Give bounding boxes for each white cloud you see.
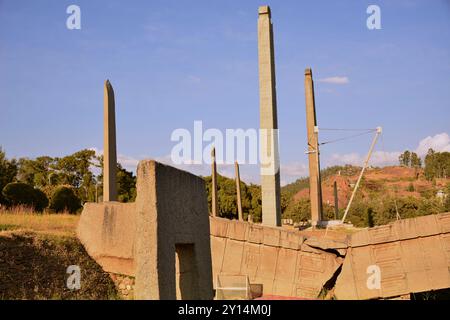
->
[118,154,139,170]
[328,152,361,166]
[318,76,349,84]
[326,132,450,167]
[415,133,450,156]
[89,147,140,172]
[281,162,308,177]
[89,132,449,185]
[328,151,400,167]
[277,162,309,186]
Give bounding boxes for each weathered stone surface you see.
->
[304,68,323,226]
[240,242,261,280]
[210,236,227,279]
[78,160,213,300]
[335,212,450,300]
[248,223,264,244]
[226,220,248,241]
[280,230,303,250]
[134,160,213,300]
[103,80,117,202]
[258,5,281,227]
[209,216,229,238]
[209,216,343,299]
[262,227,281,247]
[304,236,348,251]
[295,250,343,298]
[222,239,245,275]
[77,202,135,276]
[210,147,218,217]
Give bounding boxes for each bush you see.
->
[32,188,49,212]
[1,182,49,212]
[283,198,310,223]
[50,186,81,214]
[2,182,34,207]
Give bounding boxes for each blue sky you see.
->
[1,0,449,184]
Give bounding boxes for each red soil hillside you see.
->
[292,166,449,206]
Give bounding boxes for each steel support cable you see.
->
[319,128,376,132]
[319,129,376,146]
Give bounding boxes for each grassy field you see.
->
[0,206,120,300]
[0,206,79,236]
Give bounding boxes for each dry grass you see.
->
[0,206,79,236]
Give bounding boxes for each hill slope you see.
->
[282,165,450,227]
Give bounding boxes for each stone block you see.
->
[248,224,263,244]
[134,160,213,300]
[256,246,278,281]
[262,227,280,247]
[226,220,248,241]
[209,216,229,238]
[335,213,450,300]
[222,239,244,275]
[210,236,227,276]
[240,242,261,281]
[279,230,303,250]
[77,202,136,276]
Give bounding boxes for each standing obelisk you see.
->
[304,68,322,226]
[103,79,117,202]
[258,5,281,227]
[235,161,243,221]
[211,147,219,217]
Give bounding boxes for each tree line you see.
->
[1,145,449,223]
[398,148,450,180]
[0,147,136,213]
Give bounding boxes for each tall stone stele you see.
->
[304,68,323,225]
[235,161,243,221]
[211,147,219,217]
[103,79,117,202]
[258,5,281,227]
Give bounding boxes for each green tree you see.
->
[247,184,262,222]
[345,196,374,227]
[53,149,97,202]
[424,148,436,180]
[97,156,137,203]
[0,147,18,204]
[443,183,450,212]
[424,149,450,180]
[32,188,49,212]
[410,152,422,168]
[399,150,411,167]
[54,149,96,187]
[116,164,137,202]
[417,197,444,216]
[203,175,261,222]
[1,182,48,212]
[17,156,54,187]
[283,198,310,223]
[50,186,82,214]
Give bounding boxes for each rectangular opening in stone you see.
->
[175,243,199,300]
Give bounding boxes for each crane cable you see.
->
[319,129,377,146]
